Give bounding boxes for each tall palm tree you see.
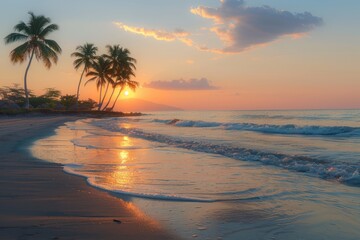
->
[85,56,112,110]
[102,46,137,111]
[71,43,97,109]
[4,12,61,109]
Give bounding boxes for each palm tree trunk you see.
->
[98,85,103,111]
[24,49,35,109]
[110,87,123,111]
[99,82,110,110]
[76,67,86,110]
[102,87,115,111]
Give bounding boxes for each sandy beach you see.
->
[0,116,178,240]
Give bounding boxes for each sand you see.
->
[0,116,179,240]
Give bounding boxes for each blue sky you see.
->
[1,0,359,109]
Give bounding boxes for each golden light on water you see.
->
[119,150,129,165]
[120,135,133,147]
[121,123,132,129]
[112,150,133,186]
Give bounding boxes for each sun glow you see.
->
[124,90,129,96]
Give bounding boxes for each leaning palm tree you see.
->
[102,46,137,111]
[99,71,115,110]
[4,12,61,109]
[110,75,139,111]
[71,43,98,109]
[85,56,112,110]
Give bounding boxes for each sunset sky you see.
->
[1,0,359,110]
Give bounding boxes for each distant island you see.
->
[118,98,182,112]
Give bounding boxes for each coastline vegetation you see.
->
[1,12,139,115]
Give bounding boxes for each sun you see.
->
[124,91,129,96]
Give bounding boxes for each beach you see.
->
[0,116,178,240]
[1,111,359,240]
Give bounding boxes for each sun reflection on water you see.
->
[109,149,133,187]
[120,135,133,148]
[121,123,132,129]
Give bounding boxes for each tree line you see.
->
[2,12,138,111]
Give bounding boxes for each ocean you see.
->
[31,110,360,239]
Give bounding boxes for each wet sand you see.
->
[0,116,178,240]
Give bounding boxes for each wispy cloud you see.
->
[191,0,323,53]
[144,78,218,90]
[114,22,193,46]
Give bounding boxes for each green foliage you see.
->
[0,84,34,105]
[78,98,97,110]
[30,97,60,108]
[0,83,98,111]
[60,94,77,109]
[41,88,61,100]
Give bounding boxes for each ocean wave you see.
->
[87,178,215,202]
[241,114,329,120]
[223,123,358,136]
[150,118,359,136]
[64,164,214,202]
[91,119,360,187]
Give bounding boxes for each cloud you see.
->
[144,78,218,90]
[191,0,323,53]
[114,1,322,54]
[114,22,193,46]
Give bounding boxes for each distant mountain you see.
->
[114,98,182,112]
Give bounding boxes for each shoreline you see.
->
[0,116,179,240]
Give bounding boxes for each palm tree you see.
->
[99,71,114,110]
[102,46,137,111]
[85,56,112,110]
[71,43,98,109]
[110,77,139,111]
[4,12,61,109]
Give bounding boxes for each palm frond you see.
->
[37,41,59,68]
[73,58,84,69]
[71,43,98,71]
[44,39,62,53]
[4,33,28,44]
[85,76,97,86]
[39,24,59,37]
[9,42,30,63]
[127,80,139,91]
[13,21,31,35]
[28,12,51,36]
[71,52,85,58]
[86,71,99,78]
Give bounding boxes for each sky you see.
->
[0,0,359,110]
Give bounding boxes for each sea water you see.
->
[31,110,360,239]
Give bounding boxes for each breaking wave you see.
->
[91,119,360,187]
[151,118,360,136]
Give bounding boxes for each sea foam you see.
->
[151,118,360,136]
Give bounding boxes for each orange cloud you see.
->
[114,22,193,46]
